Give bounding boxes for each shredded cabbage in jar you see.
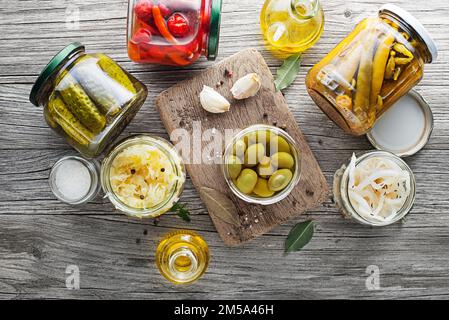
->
[110,144,181,209]
[348,153,411,222]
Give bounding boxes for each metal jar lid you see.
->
[379,4,438,62]
[207,0,223,61]
[29,43,85,106]
[367,90,434,157]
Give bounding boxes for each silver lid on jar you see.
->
[367,90,434,158]
[379,4,438,62]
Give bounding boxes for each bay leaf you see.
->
[200,187,241,227]
[274,54,302,91]
[285,220,314,253]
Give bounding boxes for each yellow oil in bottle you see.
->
[261,0,325,58]
[156,231,210,285]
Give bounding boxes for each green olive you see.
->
[270,135,290,155]
[271,152,295,169]
[233,139,247,160]
[244,132,258,146]
[236,169,258,194]
[268,169,293,192]
[253,178,275,198]
[244,143,265,167]
[227,155,243,180]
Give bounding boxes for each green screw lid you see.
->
[29,42,85,106]
[207,0,223,61]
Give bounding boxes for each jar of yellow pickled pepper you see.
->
[260,0,324,58]
[305,4,437,136]
[30,43,148,158]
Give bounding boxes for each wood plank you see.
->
[1,0,449,299]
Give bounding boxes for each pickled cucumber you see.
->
[70,61,127,117]
[97,54,136,94]
[48,96,94,146]
[57,74,106,133]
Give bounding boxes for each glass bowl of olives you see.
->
[222,124,301,205]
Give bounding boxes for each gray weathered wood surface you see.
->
[0,0,448,300]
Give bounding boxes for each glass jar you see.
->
[333,151,416,226]
[101,135,186,219]
[156,230,210,285]
[30,43,148,158]
[260,0,324,58]
[222,124,301,205]
[127,0,222,66]
[49,156,101,205]
[306,4,437,135]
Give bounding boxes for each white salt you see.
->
[54,159,91,201]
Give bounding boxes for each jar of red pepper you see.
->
[127,0,222,66]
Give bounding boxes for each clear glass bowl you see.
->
[333,150,416,226]
[222,124,301,205]
[101,134,186,218]
[49,156,101,205]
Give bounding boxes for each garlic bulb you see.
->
[199,85,231,113]
[231,73,261,100]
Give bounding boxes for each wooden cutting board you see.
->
[156,48,328,246]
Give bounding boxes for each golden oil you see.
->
[260,0,325,58]
[156,230,210,285]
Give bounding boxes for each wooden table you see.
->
[1,0,448,300]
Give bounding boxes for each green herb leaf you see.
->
[171,203,191,222]
[285,220,314,253]
[274,54,302,91]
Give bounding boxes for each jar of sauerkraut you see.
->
[333,151,416,226]
[306,4,437,135]
[101,135,186,218]
[30,43,148,158]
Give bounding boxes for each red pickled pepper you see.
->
[152,5,177,44]
[167,13,190,38]
[134,0,153,22]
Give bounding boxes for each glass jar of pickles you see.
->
[305,4,438,135]
[101,135,186,218]
[30,43,148,158]
[127,0,222,66]
[222,125,301,205]
[261,0,324,58]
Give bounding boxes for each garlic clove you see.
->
[200,85,231,113]
[231,73,262,100]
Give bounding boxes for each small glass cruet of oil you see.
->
[260,0,325,58]
[156,231,210,285]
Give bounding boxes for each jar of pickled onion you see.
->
[127,0,222,66]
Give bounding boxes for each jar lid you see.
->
[49,156,101,205]
[367,90,434,157]
[379,4,438,62]
[207,0,223,61]
[29,42,85,106]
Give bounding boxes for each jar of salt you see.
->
[49,156,100,205]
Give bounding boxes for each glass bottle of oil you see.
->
[260,0,325,58]
[156,231,210,285]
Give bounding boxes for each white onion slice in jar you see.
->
[347,154,411,222]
